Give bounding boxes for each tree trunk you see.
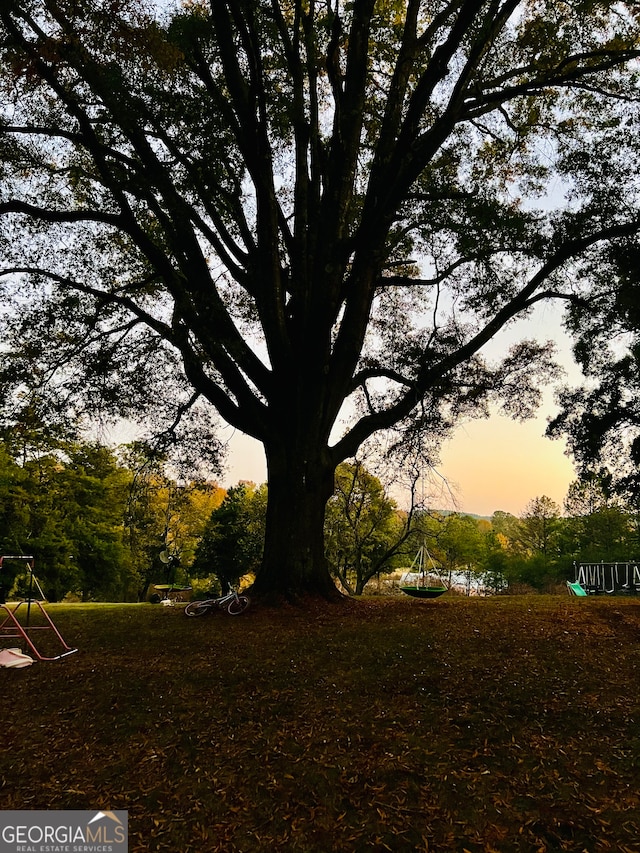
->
[250,440,341,600]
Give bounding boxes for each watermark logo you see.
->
[0,810,128,853]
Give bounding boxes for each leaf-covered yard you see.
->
[1,595,640,852]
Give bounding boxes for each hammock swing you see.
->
[400,544,448,599]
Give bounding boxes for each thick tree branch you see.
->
[332,216,640,463]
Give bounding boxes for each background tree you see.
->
[58,443,133,601]
[122,442,225,598]
[192,483,265,593]
[0,442,29,558]
[169,479,228,568]
[0,437,131,600]
[477,526,511,594]
[511,495,563,589]
[324,461,410,595]
[122,444,179,600]
[519,496,562,563]
[491,511,524,551]
[431,513,485,592]
[1,1,640,598]
[8,451,78,600]
[563,475,631,563]
[0,428,229,601]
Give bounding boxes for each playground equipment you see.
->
[573,561,640,595]
[566,580,588,597]
[0,556,77,661]
[400,545,448,599]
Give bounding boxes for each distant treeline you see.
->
[0,438,636,600]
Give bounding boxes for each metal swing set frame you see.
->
[0,555,77,661]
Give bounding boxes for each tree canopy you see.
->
[1,0,640,597]
[549,252,640,504]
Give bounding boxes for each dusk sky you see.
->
[435,302,581,516]
[436,410,576,517]
[222,407,577,519]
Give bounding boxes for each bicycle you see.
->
[184,588,250,617]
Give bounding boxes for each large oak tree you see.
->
[1,0,639,597]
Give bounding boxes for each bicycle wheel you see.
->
[226,595,250,615]
[184,601,211,617]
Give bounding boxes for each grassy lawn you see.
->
[1,594,640,852]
